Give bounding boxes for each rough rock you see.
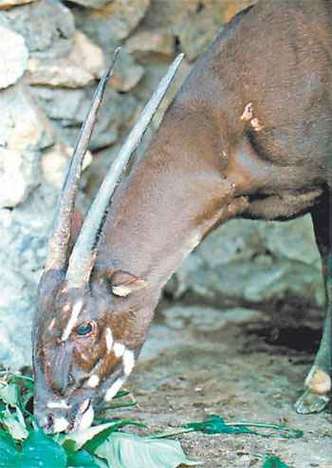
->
[73,0,150,43]
[0,0,75,57]
[42,143,92,189]
[27,31,105,88]
[126,30,174,61]
[0,0,36,9]
[0,26,28,88]
[0,187,55,368]
[166,216,324,307]
[0,83,53,207]
[31,85,138,150]
[162,305,265,332]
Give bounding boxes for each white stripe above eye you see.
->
[61,299,83,341]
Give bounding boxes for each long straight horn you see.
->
[66,53,184,288]
[44,48,120,272]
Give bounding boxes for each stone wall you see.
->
[0,0,323,369]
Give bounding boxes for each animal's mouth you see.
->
[69,398,94,433]
[42,398,94,434]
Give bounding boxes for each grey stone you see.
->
[31,85,138,150]
[0,0,75,58]
[0,26,28,89]
[166,216,324,306]
[162,305,264,331]
[73,0,150,43]
[27,31,105,88]
[0,83,53,207]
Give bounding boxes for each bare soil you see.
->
[112,302,332,467]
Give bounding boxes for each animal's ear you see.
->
[111,270,148,297]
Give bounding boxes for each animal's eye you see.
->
[76,321,95,337]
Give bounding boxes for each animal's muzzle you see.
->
[35,398,94,434]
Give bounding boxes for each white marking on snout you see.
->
[47,400,71,410]
[61,299,83,341]
[53,416,69,433]
[123,349,135,376]
[78,403,94,431]
[104,377,125,402]
[113,342,125,358]
[105,327,113,352]
[87,374,100,388]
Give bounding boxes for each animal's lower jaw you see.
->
[70,399,94,432]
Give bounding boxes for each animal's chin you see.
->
[69,399,94,433]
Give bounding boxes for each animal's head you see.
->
[33,51,184,433]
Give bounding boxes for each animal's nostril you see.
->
[45,413,54,431]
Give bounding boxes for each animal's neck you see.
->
[94,102,243,294]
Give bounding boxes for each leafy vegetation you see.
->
[0,372,301,467]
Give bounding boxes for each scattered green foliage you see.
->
[0,373,198,468]
[154,414,303,440]
[0,373,302,467]
[262,454,290,468]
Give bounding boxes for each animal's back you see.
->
[177,0,332,188]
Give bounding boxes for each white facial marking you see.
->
[104,377,125,402]
[78,403,94,431]
[53,417,69,433]
[47,400,71,410]
[240,102,254,121]
[87,374,100,388]
[105,327,113,352]
[112,284,132,297]
[251,117,264,132]
[123,349,135,376]
[63,304,70,313]
[61,299,83,341]
[113,342,125,358]
[48,318,56,331]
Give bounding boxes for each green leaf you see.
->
[262,454,290,468]
[66,448,99,467]
[19,429,67,468]
[95,432,201,468]
[1,407,28,440]
[182,415,303,439]
[0,431,18,467]
[0,384,19,407]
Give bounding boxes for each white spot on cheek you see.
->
[47,400,71,410]
[113,342,125,358]
[104,377,125,402]
[61,299,83,341]
[112,284,132,297]
[105,328,113,352]
[123,349,135,376]
[251,117,264,132]
[87,374,100,388]
[53,417,69,433]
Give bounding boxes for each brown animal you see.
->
[33,0,331,433]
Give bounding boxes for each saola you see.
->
[33,0,331,433]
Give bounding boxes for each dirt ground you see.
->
[111,300,332,467]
